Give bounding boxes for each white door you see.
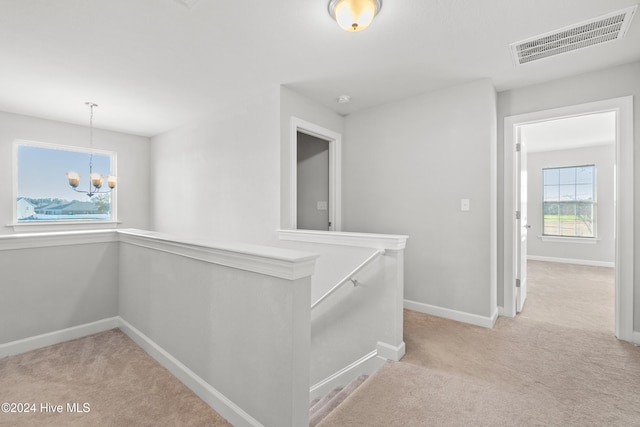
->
[515,131,528,313]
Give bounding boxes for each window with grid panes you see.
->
[542,165,596,238]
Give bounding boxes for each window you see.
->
[15,141,117,223]
[542,165,595,238]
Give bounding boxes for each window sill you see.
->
[538,235,598,244]
[7,221,120,233]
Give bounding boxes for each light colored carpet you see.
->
[318,261,640,426]
[0,329,231,426]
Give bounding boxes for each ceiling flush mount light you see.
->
[328,0,382,32]
[337,95,351,104]
[66,102,117,198]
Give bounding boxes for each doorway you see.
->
[289,117,342,231]
[503,97,634,342]
[297,132,330,230]
[516,112,617,331]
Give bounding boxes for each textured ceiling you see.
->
[0,0,639,137]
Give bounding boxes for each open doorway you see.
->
[516,112,616,332]
[503,97,634,342]
[290,117,342,231]
[297,132,330,230]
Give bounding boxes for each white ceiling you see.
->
[0,0,639,137]
[521,112,616,152]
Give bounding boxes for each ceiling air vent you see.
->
[510,5,637,65]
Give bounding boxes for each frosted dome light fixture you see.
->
[328,0,382,32]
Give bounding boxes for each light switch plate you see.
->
[461,199,470,211]
[317,201,328,211]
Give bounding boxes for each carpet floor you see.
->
[318,261,640,426]
[2,261,638,426]
[0,329,231,426]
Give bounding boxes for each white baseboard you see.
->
[404,299,498,329]
[0,317,119,358]
[117,318,261,427]
[528,255,614,268]
[309,350,386,401]
[632,331,640,346]
[377,341,405,361]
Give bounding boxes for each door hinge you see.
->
[515,210,521,220]
[516,143,521,152]
[516,278,521,288]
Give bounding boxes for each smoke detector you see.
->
[510,5,637,66]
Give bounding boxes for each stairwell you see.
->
[309,375,369,427]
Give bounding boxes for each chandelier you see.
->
[328,0,382,32]
[66,102,117,198]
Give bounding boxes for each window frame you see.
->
[542,164,596,239]
[12,139,118,231]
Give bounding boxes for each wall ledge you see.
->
[0,228,319,280]
[277,229,408,250]
[0,229,118,250]
[118,229,318,280]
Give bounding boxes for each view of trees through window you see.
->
[16,143,115,222]
[542,165,595,238]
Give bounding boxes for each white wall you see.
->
[118,231,313,427]
[527,145,615,265]
[275,230,407,398]
[150,88,281,245]
[0,234,119,345]
[280,87,345,230]
[342,79,497,322]
[0,110,150,234]
[497,61,640,330]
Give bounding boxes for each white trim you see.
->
[8,220,120,233]
[309,350,386,401]
[503,97,634,342]
[0,317,119,358]
[539,235,598,244]
[0,228,319,280]
[376,341,405,361]
[118,318,262,427]
[277,229,408,251]
[290,117,342,231]
[528,255,614,268]
[0,229,118,250]
[118,229,318,280]
[632,331,640,346]
[404,299,498,329]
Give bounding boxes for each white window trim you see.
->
[539,235,598,244]
[11,139,118,231]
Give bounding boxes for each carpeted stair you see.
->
[309,374,369,427]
